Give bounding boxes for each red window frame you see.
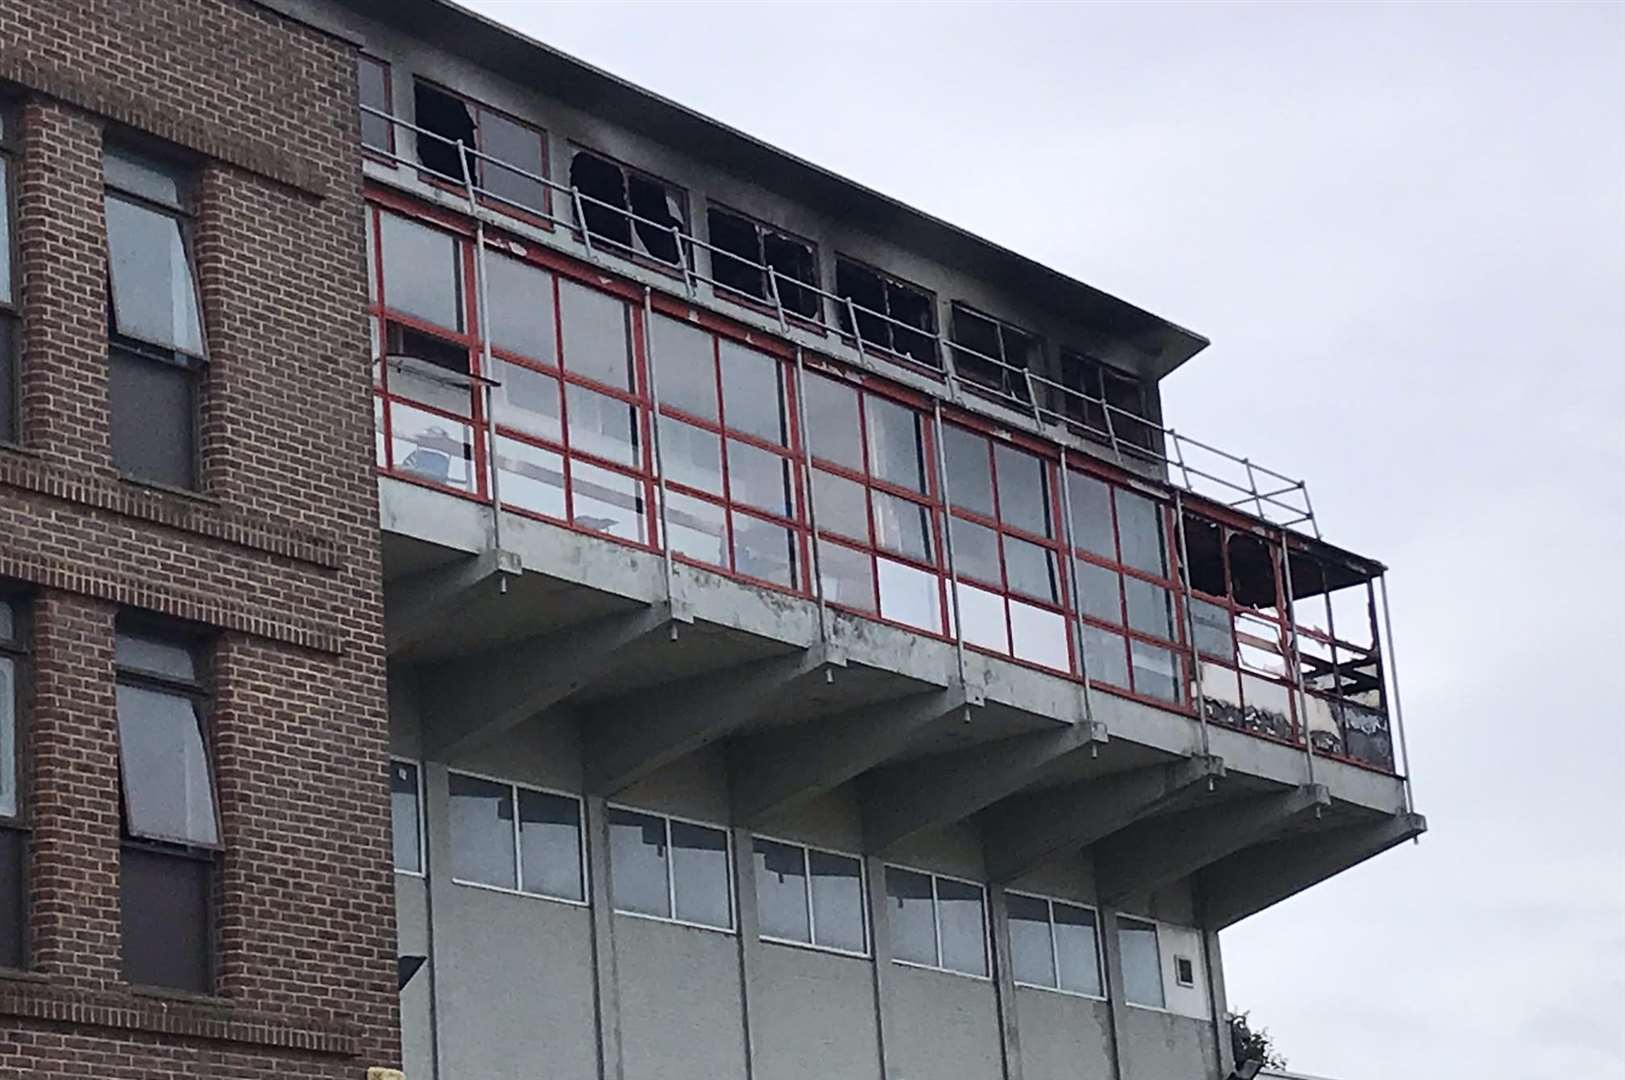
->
[358,54,395,160]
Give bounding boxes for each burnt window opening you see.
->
[358,56,393,154]
[834,257,938,367]
[706,206,820,319]
[1180,513,1226,599]
[569,150,687,267]
[1059,351,1155,450]
[413,81,475,182]
[950,303,1040,402]
[1226,531,1280,613]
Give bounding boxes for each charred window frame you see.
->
[0,106,17,446]
[358,54,394,157]
[567,148,688,269]
[412,79,549,217]
[949,303,1041,403]
[0,595,27,970]
[834,257,939,369]
[1286,550,1392,769]
[705,205,820,320]
[104,146,206,491]
[114,622,219,994]
[1058,350,1155,451]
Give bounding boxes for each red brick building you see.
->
[0,1,399,1076]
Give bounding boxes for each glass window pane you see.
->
[379,211,463,332]
[609,808,670,918]
[1190,598,1234,658]
[954,582,1009,654]
[754,838,810,943]
[810,850,865,953]
[571,462,646,544]
[496,435,565,519]
[671,821,732,929]
[664,490,728,568]
[104,147,183,207]
[1054,903,1102,997]
[391,761,421,873]
[1007,893,1057,988]
[115,632,196,681]
[651,314,717,422]
[659,416,723,495]
[878,557,941,632]
[1084,626,1130,688]
[1005,537,1058,603]
[486,254,554,362]
[1131,640,1181,703]
[802,372,863,472]
[949,516,1000,586]
[733,512,798,589]
[885,867,937,966]
[389,402,475,492]
[727,439,793,517]
[719,340,786,445]
[109,349,196,490]
[448,773,515,889]
[478,110,546,213]
[115,684,217,846]
[358,57,392,152]
[942,425,993,517]
[566,383,639,467]
[519,789,583,901]
[1119,918,1165,1008]
[937,878,987,976]
[493,359,561,442]
[865,396,927,493]
[1011,600,1069,672]
[1066,472,1115,559]
[812,469,868,542]
[120,847,210,993]
[1124,578,1175,640]
[871,491,933,564]
[0,166,11,304]
[1240,673,1294,738]
[1115,491,1167,575]
[994,444,1051,536]
[1076,559,1123,625]
[818,539,876,614]
[559,280,632,391]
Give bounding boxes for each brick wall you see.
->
[0,0,394,1076]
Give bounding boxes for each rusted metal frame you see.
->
[765,265,791,334]
[791,346,832,650]
[455,142,510,561]
[1270,524,1316,784]
[1058,448,1099,723]
[640,287,678,613]
[1378,573,1414,811]
[1171,490,1211,758]
[931,399,971,710]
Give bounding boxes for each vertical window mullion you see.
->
[664,815,678,921]
[930,873,944,968]
[509,782,524,892]
[801,844,816,947]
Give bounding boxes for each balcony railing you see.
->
[360,103,1412,785]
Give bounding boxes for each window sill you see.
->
[891,957,993,983]
[0,966,49,985]
[128,982,231,1009]
[116,473,216,507]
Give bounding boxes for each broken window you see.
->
[1287,550,1392,768]
[569,149,687,267]
[950,303,1040,402]
[413,80,475,182]
[834,257,938,367]
[412,80,547,214]
[1059,351,1155,451]
[358,55,393,155]
[1,109,16,445]
[705,205,820,319]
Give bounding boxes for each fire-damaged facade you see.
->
[0,1,1423,1079]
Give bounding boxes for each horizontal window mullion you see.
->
[559,368,649,407]
[493,421,565,456]
[381,392,477,426]
[729,506,806,533]
[562,446,652,482]
[377,308,476,347]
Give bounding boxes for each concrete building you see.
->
[0,1,1423,1079]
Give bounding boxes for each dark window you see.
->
[358,55,393,155]
[412,80,548,215]
[834,257,938,367]
[569,150,686,267]
[104,147,204,489]
[115,624,216,993]
[950,304,1040,402]
[413,80,475,182]
[1059,350,1154,450]
[1,109,16,445]
[706,206,819,318]
[0,597,23,969]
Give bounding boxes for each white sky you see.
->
[461,3,1625,1076]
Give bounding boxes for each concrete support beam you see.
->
[982,755,1225,884]
[861,720,1108,853]
[423,602,679,760]
[730,826,762,1080]
[987,885,1025,1080]
[1095,784,1332,906]
[728,686,978,825]
[583,644,843,795]
[1201,810,1427,929]
[863,855,899,1079]
[386,549,521,656]
[583,796,624,1080]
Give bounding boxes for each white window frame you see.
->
[752,833,869,959]
[607,802,735,935]
[884,862,991,981]
[447,767,588,908]
[1116,913,1169,1012]
[1005,890,1106,1001]
[390,757,426,878]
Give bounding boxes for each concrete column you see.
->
[420,763,456,1080]
[986,885,1025,1080]
[1098,909,1131,1080]
[863,855,898,1079]
[730,825,762,1079]
[583,795,624,1080]
[1204,930,1235,1076]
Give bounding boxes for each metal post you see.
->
[1168,429,1195,493]
[931,399,971,718]
[1300,481,1322,539]
[1378,573,1415,813]
[459,141,507,570]
[642,287,677,611]
[766,266,790,334]
[1057,447,1097,726]
[792,347,831,650]
[1101,400,1126,466]
[844,297,869,365]
[671,223,694,295]
[571,187,595,257]
[1172,491,1210,759]
[1276,531,1316,786]
[1243,459,1266,521]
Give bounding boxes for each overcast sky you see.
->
[462,3,1625,1076]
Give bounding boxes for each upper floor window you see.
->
[446,770,585,903]
[1007,892,1103,997]
[1059,350,1154,450]
[413,80,547,216]
[0,108,16,445]
[104,146,204,490]
[608,806,733,931]
[1117,915,1165,1008]
[884,866,987,977]
[752,837,867,955]
[114,623,217,993]
[950,303,1040,403]
[568,149,686,267]
[706,205,819,319]
[358,55,394,157]
[0,596,21,970]
[834,256,938,368]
